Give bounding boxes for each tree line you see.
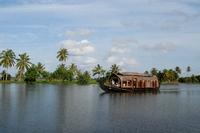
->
[92,64,200,84]
[144,66,200,83]
[0,49,199,84]
[0,49,121,84]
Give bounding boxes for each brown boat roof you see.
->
[109,72,158,81]
[117,72,151,77]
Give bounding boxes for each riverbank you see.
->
[0,80,199,85]
[0,80,99,85]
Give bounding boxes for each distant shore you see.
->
[0,80,99,85]
[0,80,199,85]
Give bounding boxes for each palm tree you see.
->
[76,69,82,78]
[92,64,105,80]
[144,71,149,74]
[168,69,175,82]
[150,67,157,76]
[37,62,45,78]
[162,69,177,82]
[68,63,78,76]
[57,48,69,64]
[175,66,181,75]
[187,66,191,77]
[0,49,16,80]
[110,64,121,74]
[84,71,91,81]
[16,53,32,80]
[163,69,169,82]
[0,70,7,80]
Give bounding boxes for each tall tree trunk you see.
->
[6,68,8,81]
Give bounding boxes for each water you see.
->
[0,84,200,133]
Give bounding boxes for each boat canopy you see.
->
[109,72,157,81]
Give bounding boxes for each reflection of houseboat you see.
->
[99,72,160,92]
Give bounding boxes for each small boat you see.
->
[99,72,160,92]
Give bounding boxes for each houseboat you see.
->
[99,72,160,92]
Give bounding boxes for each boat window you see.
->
[123,80,132,87]
[144,80,147,88]
[133,78,137,88]
[152,81,155,87]
[139,80,143,88]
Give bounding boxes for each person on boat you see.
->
[115,82,120,87]
[111,80,115,86]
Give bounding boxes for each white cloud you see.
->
[72,56,83,62]
[84,57,97,64]
[112,37,137,45]
[59,39,95,56]
[140,41,176,53]
[110,47,130,54]
[109,37,137,54]
[105,56,139,71]
[75,57,97,71]
[65,29,95,37]
[106,56,118,64]
[118,58,138,69]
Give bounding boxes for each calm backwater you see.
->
[0,84,200,133]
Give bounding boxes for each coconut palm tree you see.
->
[16,53,32,80]
[84,71,91,81]
[150,67,157,76]
[175,66,181,75]
[0,49,16,80]
[168,69,175,82]
[144,71,149,74]
[76,69,82,78]
[57,48,69,64]
[187,66,191,77]
[0,70,7,80]
[68,63,78,76]
[163,69,169,82]
[110,64,121,74]
[37,62,45,78]
[92,64,105,80]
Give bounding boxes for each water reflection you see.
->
[99,90,160,97]
[0,84,200,133]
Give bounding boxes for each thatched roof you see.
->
[109,72,157,81]
[117,72,151,77]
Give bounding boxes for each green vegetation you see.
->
[0,49,199,85]
[24,64,39,84]
[110,64,121,74]
[92,64,106,81]
[0,49,16,81]
[145,66,199,84]
[16,53,32,80]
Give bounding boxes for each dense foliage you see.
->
[0,49,199,84]
[24,65,39,83]
[146,67,200,84]
[77,71,91,84]
[179,75,199,83]
[50,64,73,82]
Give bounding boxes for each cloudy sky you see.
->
[0,0,200,77]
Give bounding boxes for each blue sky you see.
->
[0,0,200,77]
